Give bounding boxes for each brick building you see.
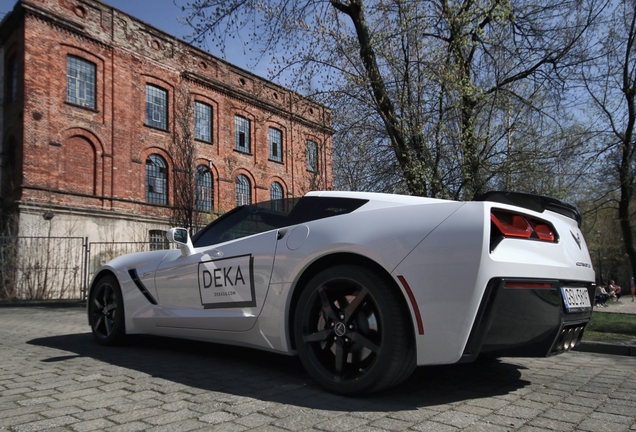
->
[0,0,333,244]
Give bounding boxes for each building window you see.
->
[5,57,17,104]
[270,182,283,201]
[146,84,167,130]
[195,102,212,143]
[149,230,169,251]
[235,115,250,153]
[146,154,167,205]
[196,165,213,211]
[269,127,282,162]
[66,56,96,108]
[306,140,318,172]
[235,174,251,206]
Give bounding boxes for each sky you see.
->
[0,0,270,78]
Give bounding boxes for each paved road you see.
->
[1,306,636,432]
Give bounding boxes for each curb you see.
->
[0,300,85,308]
[574,341,636,357]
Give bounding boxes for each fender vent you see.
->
[128,269,158,305]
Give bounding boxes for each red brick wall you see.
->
[5,0,333,223]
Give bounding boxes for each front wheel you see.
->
[88,274,126,346]
[294,265,415,394]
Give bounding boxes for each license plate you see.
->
[561,287,591,312]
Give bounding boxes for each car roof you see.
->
[305,190,448,206]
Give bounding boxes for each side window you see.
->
[235,115,250,153]
[149,230,169,251]
[306,140,318,172]
[195,165,213,211]
[66,56,96,109]
[192,198,300,247]
[146,154,168,205]
[146,84,168,130]
[191,197,365,248]
[195,102,212,142]
[269,127,282,162]
[287,197,369,225]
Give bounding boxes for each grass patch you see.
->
[583,312,636,343]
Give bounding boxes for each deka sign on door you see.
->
[197,254,256,308]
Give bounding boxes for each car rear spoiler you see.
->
[474,191,582,227]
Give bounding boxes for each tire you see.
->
[294,264,415,395]
[88,274,126,346]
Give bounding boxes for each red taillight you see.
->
[531,222,555,242]
[491,210,557,243]
[505,281,554,289]
[491,212,532,238]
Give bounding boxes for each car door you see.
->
[153,229,279,332]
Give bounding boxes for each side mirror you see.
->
[166,228,195,257]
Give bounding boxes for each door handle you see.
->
[277,228,288,240]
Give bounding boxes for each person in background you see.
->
[595,283,609,307]
[608,279,621,302]
[631,277,635,302]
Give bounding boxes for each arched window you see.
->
[235,174,251,207]
[195,165,213,211]
[270,182,283,201]
[146,154,167,205]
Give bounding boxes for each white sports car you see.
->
[88,191,595,394]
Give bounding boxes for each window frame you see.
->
[270,182,283,201]
[306,140,318,173]
[66,55,96,109]
[235,174,251,207]
[195,165,213,211]
[146,154,168,205]
[145,84,168,130]
[194,101,212,143]
[234,115,251,153]
[268,127,283,162]
[149,230,169,251]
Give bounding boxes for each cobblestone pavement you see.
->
[1,306,636,432]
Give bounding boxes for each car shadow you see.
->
[28,333,528,411]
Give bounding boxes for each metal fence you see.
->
[0,236,87,300]
[0,237,172,300]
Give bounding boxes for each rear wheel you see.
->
[88,275,125,346]
[294,265,415,394]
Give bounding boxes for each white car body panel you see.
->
[89,191,595,374]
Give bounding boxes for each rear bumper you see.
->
[460,278,594,362]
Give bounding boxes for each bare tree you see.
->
[169,78,200,234]
[180,0,605,199]
[583,0,636,284]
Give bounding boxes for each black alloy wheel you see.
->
[294,265,415,394]
[89,275,125,345]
